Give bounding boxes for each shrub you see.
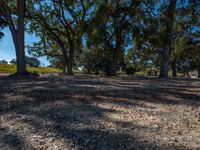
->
[125,66,136,75]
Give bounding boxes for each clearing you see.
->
[0,75,200,150]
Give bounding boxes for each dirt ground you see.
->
[0,75,200,150]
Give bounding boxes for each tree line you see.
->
[0,0,199,78]
[0,56,40,67]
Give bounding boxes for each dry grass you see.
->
[0,64,62,74]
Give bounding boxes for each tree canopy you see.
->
[0,0,199,77]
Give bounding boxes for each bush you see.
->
[125,66,136,75]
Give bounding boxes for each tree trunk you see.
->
[66,42,74,75]
[110,21,122,76]
[159,0,177,78]
[61,48,73,75]
[110,49,118,76]
[62,59,73,75]
[66,58,73,75]
[16,0,26,74]
[60,42,73,75]
[62,66,66,74]
[171,60,177,77]
[0,0,27,74]
[62,59,67,74]
[62,54,73,75]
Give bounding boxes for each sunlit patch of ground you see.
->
[0,75,200,150]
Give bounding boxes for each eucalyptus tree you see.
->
[159,0,177,78]
[127,0,162,71]
[27,0,92,75]
[85,0,144,76]
[0,0,27,74]
[137,0,199,78]
[134,0,178,78]
[169,0,200,77]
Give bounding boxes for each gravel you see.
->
[0,75,200,150]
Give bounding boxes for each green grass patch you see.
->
[0,64,62,74]
[27,66,62,74]
[0,64,16,73]
[0,64,184,76]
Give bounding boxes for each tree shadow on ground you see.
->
[0,126,34,150]
[0,75,199,149]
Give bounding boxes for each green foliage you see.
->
[124,66,136,75]
[26,0,94,74]
[25,56,40,67]
[1,0,199,76]
[80,47,104,73]
[0,59,8,64]
[168,0,200,75]
[10,59,16,65]
[0,12,7,39]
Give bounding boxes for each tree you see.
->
[0,0,27,74]
[159,0,177,78]
[25,56,40,67]
[80,46,105,74]
[10,58,16,65]
[123,1,165,76]
[0,59,8,64]
[27,0,92,75]
[1,0,198,77]
[85,0,142,76]
[169,0,200,78]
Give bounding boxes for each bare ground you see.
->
[0,75,200,150]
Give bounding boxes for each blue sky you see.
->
[0,27,50,66]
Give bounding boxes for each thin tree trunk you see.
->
[66,41,74,75]
[110,21,122,76]
[66,58,73,75]
[110,49,118,76]
[60,43,73,75]
[159,0,177,78]
[63,67,66,74]
[171,60,177,77]
[62,59,67,74]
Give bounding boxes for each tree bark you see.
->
[110,48,118,76]
[66,58,73,75]
[171,60,177,77]
[110,19,122,76]
[0,0,27,74]
[66,40,74,75]
[198,68,200,78]
[62,59,67,74]
[16,0,26,74]
[59,39,73,75]
[159,0,177,78]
